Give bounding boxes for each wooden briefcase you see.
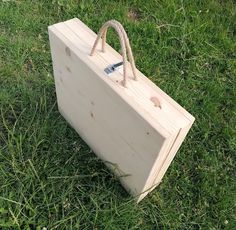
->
[48,18,195,202]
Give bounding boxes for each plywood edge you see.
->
[135,112,194,203]
[135,128,181,202]
[154,121,194,187]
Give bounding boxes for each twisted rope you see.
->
[101,20,137,81]
[90,20,137,87]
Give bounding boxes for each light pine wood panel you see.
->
[67,18,193,126]
[48,18,195,202]
[49,28,175,199]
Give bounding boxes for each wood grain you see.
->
[48,18,195,202]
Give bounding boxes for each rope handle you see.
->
[90,20,137,87]
[101,20,137,81]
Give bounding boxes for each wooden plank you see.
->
[58,19,195,194]
[48,27,176,199]
[65,19,188,130]
[48,18,195,201]
[53,21,181,136]
[50,22,181,196]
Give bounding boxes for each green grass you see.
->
[0,0,236,229]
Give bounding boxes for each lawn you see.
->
[0,0,235,229]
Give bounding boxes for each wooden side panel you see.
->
[153,122,194,186]
[137,122,194,202]
[48,27,174,198]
